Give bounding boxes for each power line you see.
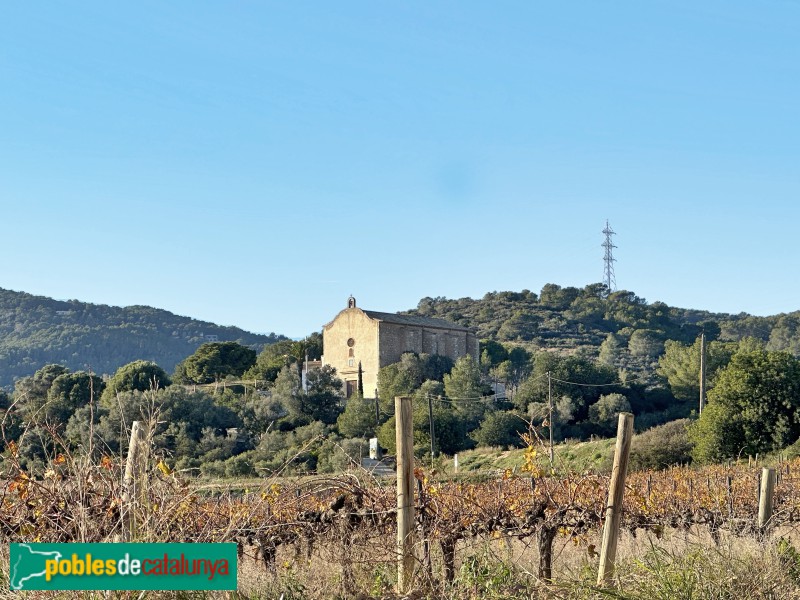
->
[548,376,623,388]
[431,395,493,404]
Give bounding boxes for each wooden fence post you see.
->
[597,412,634,587]
[395,396,415,594]
[758,467,776,530]
[120,420,147,542]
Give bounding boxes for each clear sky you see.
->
[2,2,798,338]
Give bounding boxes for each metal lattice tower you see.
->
[602,220,617,293]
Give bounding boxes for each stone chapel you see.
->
[322,296,479,398]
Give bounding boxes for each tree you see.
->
[504,346,531,395]
[275,364,344,426]
[588,393,631,436]
[14,364,69,419]
[336,394,377,438]
[470,411,528,448]
[508,346,530,371]
[238,394,288,437]
[513,353,617,420]
[539,284,580,309]
[698,320,722,342]
[657,338,736,402]
[304,365,344,424]
[101,360,171,406]
[45,372,105,424]
[767,314,800,356]
[480,340,508,371]
[302,332,324,360]
[567,295,606,329]
[490,361,513,387]
[97,386,240,458]
[245,335,323,383]
[65,403,108,452]
[271,365,304,424]
[173,342,257,384]
[497,310,540,341]
[377,384,467,456]
[605,290,647,318]
[689,349,800,462]
[251,421,329,474]
[444,355,483,400]
[421,354,454,382]
[598,334,623,367]
[443,355,490,429]
[377,353,429,415]
[245,340,298,383]
[627,329,664,360]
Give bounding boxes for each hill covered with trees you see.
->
[407,284,799,377]
[3,282,800,479]
[0,288,286,388]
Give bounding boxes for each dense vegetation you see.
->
[2,282,800,477]
[409,284,798,376]
[0,287,285,388]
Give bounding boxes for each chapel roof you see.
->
[361,310,471,332]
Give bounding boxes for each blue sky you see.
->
[1,1,798,338]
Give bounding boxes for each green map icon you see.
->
[9,544,63,590]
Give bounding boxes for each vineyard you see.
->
[2,440,800,596]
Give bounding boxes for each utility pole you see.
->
[602,220,617,294]
[374,389,380,428]
[548,371,554,465]
[699,331,707,415]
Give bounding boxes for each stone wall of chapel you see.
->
[378,322,422,366]
[322,308,380,397]
[323,308,480,399]
[378,322,478,367]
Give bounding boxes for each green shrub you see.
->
[224,453,257,477]
[377,402,468,456]
[629,418,693,471]
[469,411,527,448]
[317,437,366,473]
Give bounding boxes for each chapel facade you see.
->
[322,296,479,398]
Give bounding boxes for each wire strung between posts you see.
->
[548,377,622,388]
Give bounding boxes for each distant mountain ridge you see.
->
[0,288,286,388]
[3,283,799,391]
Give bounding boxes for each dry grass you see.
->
[3,499,800,599]
[3,415,800,599]
[223,524,800,599]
